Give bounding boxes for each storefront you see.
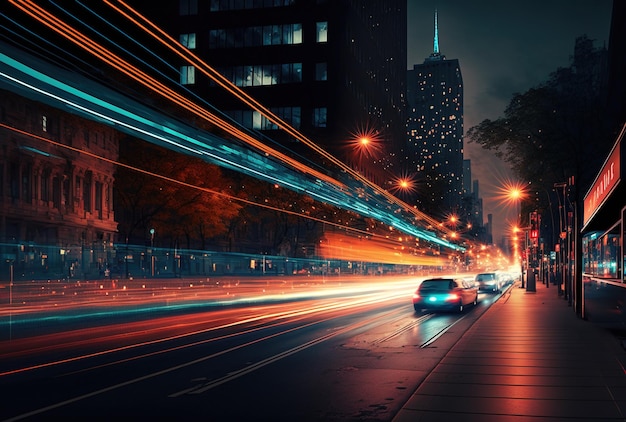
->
[581,123,626,324]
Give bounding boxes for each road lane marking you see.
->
[171,308,394,396]
[419,314,467,348]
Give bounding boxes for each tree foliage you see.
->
[466,36,612,210]
[114,137,241,248]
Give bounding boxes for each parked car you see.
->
[413,277,478,312]
[475,272,503,293]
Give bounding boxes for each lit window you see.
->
[180,65,195,85]
[180,33,196,49]
[316,22,328,43]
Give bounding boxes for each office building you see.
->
[406,11,464,217]
[131,0,408,187]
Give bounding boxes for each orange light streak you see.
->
[8,0,464,251]
[103,0,453,241]
[9,0,342,189]
[0,122,370,237]
[319,232,445,266]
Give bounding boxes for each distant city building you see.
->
[406,10,464,216]
[462,159,471,195]
[0,89,118,278]
[131,0,408,188]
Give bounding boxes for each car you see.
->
[475,272,503,293]
[412,277,478,312]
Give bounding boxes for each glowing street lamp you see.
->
[348,124,382,160]
[498,181,534,289]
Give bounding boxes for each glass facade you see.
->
[209,0,295,12]
[216,63,302,87]
[209,24,302,48]
[226,107,301,130]
[583,231,621,279]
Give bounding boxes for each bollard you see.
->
[527,268,536,292]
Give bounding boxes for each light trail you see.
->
[105,0,459,241]
[2,1,466,252]
[1,282,415,377]
[0,122,374,239]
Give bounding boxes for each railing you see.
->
[0,242,437,282]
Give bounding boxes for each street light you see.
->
[149,228,155,277]
[499,181,529,287]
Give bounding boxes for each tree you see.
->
[114,137,241,249]
[466,36,612,244]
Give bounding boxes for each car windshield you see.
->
[476,273,495,281]
[420,280,454,291]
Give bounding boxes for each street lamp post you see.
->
[501,181,530,288]
[150,228,155,277]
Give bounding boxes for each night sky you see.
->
[407,0,613,242]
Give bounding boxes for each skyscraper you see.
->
[131,0,407,188]
[406,10,464,217]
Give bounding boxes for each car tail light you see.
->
[445,293,460,302]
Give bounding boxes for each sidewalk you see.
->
[393,282,626,421]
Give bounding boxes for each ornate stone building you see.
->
[0,89,118,279]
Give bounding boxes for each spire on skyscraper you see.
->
[433,9,439,54]
[426,9,445,61]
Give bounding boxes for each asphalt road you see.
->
[0,275,504,421]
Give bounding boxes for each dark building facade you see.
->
[0,89,118,279]
[406,11,464,217]
[130,0,407,188]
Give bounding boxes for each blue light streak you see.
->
[0,40,464,252]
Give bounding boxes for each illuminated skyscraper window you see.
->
[179,33,196,49]
[180,65,195,85]
[316,22,328,43]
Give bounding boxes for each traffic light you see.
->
[529,211,539,245]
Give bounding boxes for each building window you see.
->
[316,22,328,43]
[10,162,19,201]
[52,176,61,209]
[210,0,295,11]
[84,171,92,213]
[42,115,47,132]
[22,164,32,204]
[180,33,196,49]
[75,176,81,200]
[313,107,327,127]
[180,65,196,85]
[95,181,103,219]
[220,63,301,87]
[179,0,198,15]
[41,170,50,202]
[315,63,327,81]
[226,107,301,130]
[211,24,301,49]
